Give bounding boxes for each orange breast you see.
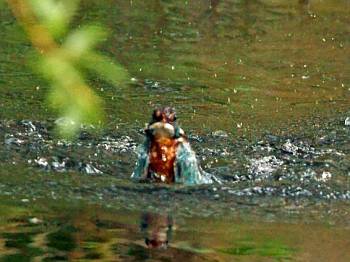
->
[148,137,178,183]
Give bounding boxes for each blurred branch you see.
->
[7,0,128,138]
[7,0,57,53]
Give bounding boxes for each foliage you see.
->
[7,0,128,137]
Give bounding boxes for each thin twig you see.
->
[7,0,58,53]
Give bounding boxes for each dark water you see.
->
[1,0,350,261]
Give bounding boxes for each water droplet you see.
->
[345,117,350,126]
[29,217,42,224]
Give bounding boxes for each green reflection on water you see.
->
[219,239,295,259]
[0,197,349,261]
[46,226,77,252]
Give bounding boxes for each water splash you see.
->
[131,139,214,185]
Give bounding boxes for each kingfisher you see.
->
[131,107,213,185]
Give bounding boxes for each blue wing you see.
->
[131,140,150,180]
[174,142,213,185]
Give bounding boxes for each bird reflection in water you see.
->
[140,212,174,249]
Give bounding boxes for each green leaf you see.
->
[48,84,104,138]
[63,25,108,58]
[39,54,82,83]
[30,0,79,37]
[81,53,129,86]
[40,55,104,138]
